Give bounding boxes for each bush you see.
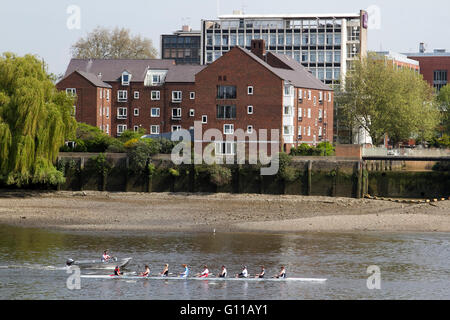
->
[127,139,161,174]
[290,142,335,156]
[432,162,450,171]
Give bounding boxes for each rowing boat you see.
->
[66,258,132,270]
[80,275,327,283]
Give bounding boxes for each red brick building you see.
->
[57,40,333,153]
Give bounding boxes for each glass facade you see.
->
[161,34,201,65]
[202,15,365,87]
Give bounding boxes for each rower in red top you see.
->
[114,265,123,276]
[198,265,209,278]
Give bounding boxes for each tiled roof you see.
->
[72,70,112,88]
[165,65,207,83]
[64,59,176,82]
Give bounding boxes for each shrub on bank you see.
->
[290,142,335,156]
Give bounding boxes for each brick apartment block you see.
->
[57,40,333,154]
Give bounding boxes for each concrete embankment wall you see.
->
[53,153,450,199]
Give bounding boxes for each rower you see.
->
[140,265,150,277]
[236,266,248,278]
[180,264,189,278]
[160,264,169,277]
[114,265,123,276]
[275,266,287,279]
[255,266,265,278]
[219,265,227,278]
[198,265,209,278]
[102,250,111,262]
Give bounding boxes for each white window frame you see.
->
[283,125,293,135]
[151,108,160,117]
[171,125,181,132]
[152,74,162,86]
[106,107,109,118]
[121,72,130,86]
[247,105,253,114]
[118,90,127,102]
[190,92,195,100]
[318,126,323,137]
[298,89,303,101]
[298,125,302,137]
[215,142,236,155]
[313,96,317,106]
[150,125,160,134]
[283,106,292,116]
[202,115,208,124]
[134,108,139,116]
[117,107,127,119]
[319,91,323,102]
[106,90,110,101]
[172,91,182,102]
[224,124,234,135]
[307,126,311,136]
[106,124,109,135]
[298,107,302,120]
[172,108,182,119]
[134,91,140,99]
[151,91,160,100]
[247,125,253,134]
[117,124,127,136]
[328,92,332,102]
[189,109,195,117]
[308,90,312,100]
[247,86,254,95]
[66,88,76,96]
[307,108,311,119]
[133,125,139,132]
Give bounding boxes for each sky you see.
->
[1,0,449,75]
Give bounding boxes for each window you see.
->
[106,90,110,101]
[134,125,139,132]
[283,106,292,116]
[217,86,236,99]
[283,126,293,135]
[134,91,140,99]
[247,86,254,95]
[307,108,311,119]
[134,108,139,116]
[328,92,332,102]
[307,126,311,136]
[247,105,253,114]
[106,107,109,118]
[318,126,323,137]
[202,115,208,124]
[121,72,130,86]
[224,124,234,135]
[298,126,302,138]
[434,70,448,91]
[308,90,312,100]
[298,108,302,120]
[319,92,323,103]
[171,125,181,132]
[247,125,253,134]
[172,108,182,119]
[172,91,182,102]
[216,142,236,155]
[117,125,127,136]
[66,88,76,96]
[217,105,236,119]
[72,106,76,116]
[152,74,162,85]
[190,92,195,100]
[151,108,160,117]
[284,85,292,96]
[117,107,127,119]
[189,109,195,117]
[106,124,109,135]
[118,90,127,102]
[150,125,160,134]
[319,109,323,122]
[298,89,303,101]
[313,96,317,106]
[100,90,103,99]
[151,91,160,100]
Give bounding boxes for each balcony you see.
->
[117,115,127,120]
[298,117,303,122]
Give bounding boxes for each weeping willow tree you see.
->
[0,53,77,186]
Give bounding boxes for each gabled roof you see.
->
[64,59,176,82]
[71,70,112,88]
[165,65,207,83]
[236,47,332,91]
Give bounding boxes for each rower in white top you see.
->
[219,265,227,278]
[236,266,248,278]
[101,250,111,262]
[274,266,287,279]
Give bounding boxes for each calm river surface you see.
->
[0,224,449,300]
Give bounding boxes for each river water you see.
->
[0,224,449,300]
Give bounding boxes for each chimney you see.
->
[419,42,425,53]
[182,25,191,32]
[250,39,266,60]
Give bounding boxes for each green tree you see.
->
[71,26,158,59]
[437,84,450,135]
[0,53,77,185]
[337,54,439,146]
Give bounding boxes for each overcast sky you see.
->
[1,0,448,75]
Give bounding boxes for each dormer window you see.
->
[152,74,162,85]
[121,72,131,86]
